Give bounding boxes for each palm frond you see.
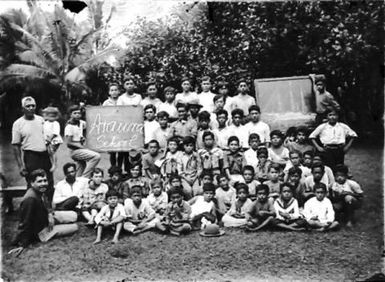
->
[2,63,58,80]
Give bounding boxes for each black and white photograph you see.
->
[0,0,383,281]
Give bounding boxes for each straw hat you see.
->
[199,224,225,237]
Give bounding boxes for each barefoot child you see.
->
[42,107,63,172]
[146,177,168,218]
[264,163,282,200]
[189,183,217,230]
[242,166,261,201]
[246,184,275,231]
[303,183,339,231]
[215,174,236,218]
[155,187,192,236]
[181,136,202,198]
[94,189,125,244]
[122,164,150,201]
[222,182,253,227]
[255,147,271,183]
[224,136,247,183]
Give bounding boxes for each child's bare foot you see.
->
[93,239,101,244]
[170,230,180,236]
[112,238,119,244]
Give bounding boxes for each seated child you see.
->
[94,189,126,244]
[303,163,332,200]
[255,147,271,182]
[215,173,237,218]
[283,126,297,148]
[246,184,275,231]
[160,137,183,182]
[286,167,306,207]
[198,131,224,177]
[286,126,315,155]
[302,150,314,169]
[312,153,335,188]
[272,183,306,231]
[242,165,261,201]
[142,140,162,180]
[188,183,217,230]
[303,183,339,231]
[244,133,261,168]
[81,168,109,225]
[105,166,125,200]
[331,165,363,228]
[122,164,150,200]
[264,163,282,200]
[155,187,192,236]
[193,170,214,196]
[222,182,254,227]
[283,150,311,181]
[123,186,158,234]
[268,130,290,167]
[146,177,168,218]
[224,136,247,183]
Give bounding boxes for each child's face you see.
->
[289,173,300,185]
[271,135,282,147]
[315,188,326,201]
[189,106,200,117]
[229,140,240,152]
[249,110,260,123]
[201,80,211,92]
[303,154,313,167]
[203,135,214,148]
[183,143,194,154]
[242,170,254,183]
[168,141,178,153]
[92,172,103,185]
[147,85,157,98]
[316,82,325,92]
[171,178,181,188]
[218,87,228,96]
[335,172,347,184]
[327,112,338,124]
[145,108,155,121]
[131,192,142,205]
[312,167,324,182]
[249,138,260,150]
[290,153,301,166]
[219,177,229,189]
[281,186,293,201]
[199,119,209,130]
[238,82,248,93]
[111,172,121,183]
[107,196,119,208]
[124,80,135,92]
[203,190,214,202]
[152,184,162,196]
[148,142,159,155]
[214,98,225,110]
[232,114,242,126]
[237,188,248,201]
[297,132,306,143]
[258,154,267,163]
[181,81,191,92]
[45,113,57,122]
[165,91,175,102]
[177,107,187,120]
[130,166,140,178]
[217,114,227,127]
[109,86,120,99]
[257,190,268,202]
[170,193,183,205]
[158,116,168,128]
[269,168,279,182]
[202,175,212,184]
[70,110,82,120]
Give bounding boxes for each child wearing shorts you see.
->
[246,184,275,231]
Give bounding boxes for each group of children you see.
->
[41,75,361,243]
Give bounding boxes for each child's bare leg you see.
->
[307,220,324,229]
[49,152,56,172]
[155,222,168,233]
[82,211,92,222]
[251,216,274,231]
[112,222,123,243]
[173,223,191,234]
[93,225,103,244]
[276,222,304,231]
[326,221,339,231]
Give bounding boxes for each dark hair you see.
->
[296,126,308,136]
[257,147,268,157]
[237,78,248,86]
[130,185,143,196]
[106,189,120,199]
[198,111,211,121]
[234,182,249,194]
[289,150,302,158]
[280,182,294,193]
[169,174,182,183]
[181,77,192,85]
[169,186,183,196]
[311,163,325,173]
[248,105,261,114]
[29,169,47,183]
[200,170,213,180]
[164,86,176,94]
[216,109,228,118]
[227,135,240,145]
[144,104,156,113]
[201,76,211,83]
[334,164,349,175]
[213,94,225,103]
[202,131,215,141]
[123,76,136,85]
[108,166,122,176]
[231,108,244,118]
[286,126,297,137]
[314,182,327,193]
[256,184,269,195]
[91,168,104,177]
[157,111,170,119]
[148,139,160,148]
[68,105,80,114]
[203,183,216,193]
[268,163,281,172]
[270,130,284,139]
[63,162,77,174]
[248,133,260,144]
[176,103,187,110]
[288,167,302,177]
[216,173,228,182]
[183,136,196,146]
[109,83,120,90]
[242,165,255,175]
[303,150,314,158]
[167,136,179,145]
[146,80,157,89]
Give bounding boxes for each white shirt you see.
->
[303,197,335,224]
[229,94,256,115]
[212,127,230,149]
[190,195,215,219]
[158,102,178,119]
[331,179,363,195]
[175,92,199,105]
[198,91,216,112]
[95,203,126,224]
[274,197,300,221]
[244,148,258,167]
[283,163,312,180]
[227,124,248,148]
[53,177,88,205]
[64,120,86,142]
[102,98,118,106]
[12,115,47,152]
[140,97,162,109]
[244,121,271,143]
[124,198,155,220]
[144,120,160,144]
[268,147,290,166]
[146,192,168,212]
[43,120,63,144]
[309,122,357,145]
[116,93,142,106]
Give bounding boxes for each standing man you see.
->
[12,96,54,203]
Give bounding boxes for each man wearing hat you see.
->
[12,96,54,203]
[187,98,203,122]
[309,74,341,125]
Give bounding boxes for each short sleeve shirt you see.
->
[116,93,142,106]
[12,115,47,152]
[64,120,86,142]
[309,122,358,145]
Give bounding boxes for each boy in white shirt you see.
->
[227,109,247,148]
[228,79,256,116]
[141,81,162,109]
[116,78,142,106]
[198,76,216,112]
[158,86,178,121]
[212,109,230,150]
[175,77,199,104]
[244,133,260,168]
[244,105,270,146]
[143,104,160,146]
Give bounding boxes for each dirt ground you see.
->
[0,132,383,281]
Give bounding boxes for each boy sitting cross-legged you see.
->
[246,184,275,231]
[188,183,217,230]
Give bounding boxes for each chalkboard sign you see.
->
[86,106,144,152]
